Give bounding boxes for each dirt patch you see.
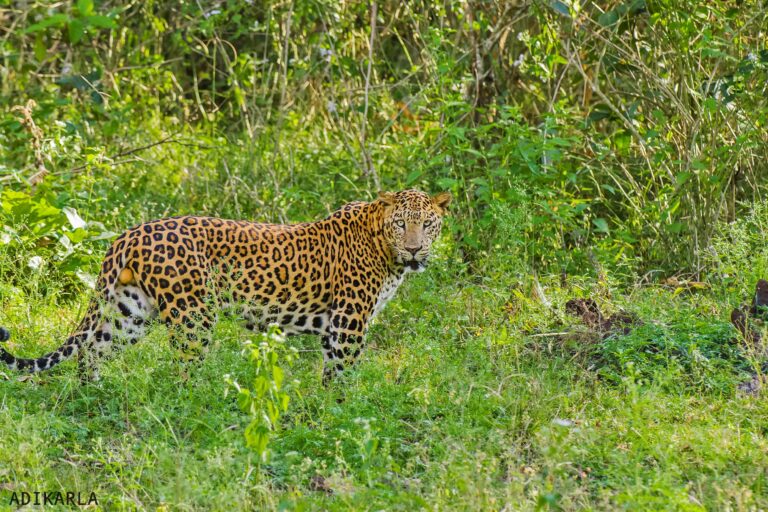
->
[730,279,768,395]
[565,298,641,339]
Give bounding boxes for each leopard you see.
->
[0,189,451,383]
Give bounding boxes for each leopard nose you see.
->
[405,245,422,256]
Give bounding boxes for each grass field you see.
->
[1,248,766,510]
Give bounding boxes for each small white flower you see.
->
[552,418,574,427]
[28,256,44,270]
[76,270,96,290]
[326,100,337,113]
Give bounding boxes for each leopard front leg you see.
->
[321,305,370,384]
[322,330,367,385]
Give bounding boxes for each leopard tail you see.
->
[0,232,134,374]
[0,301,101,373]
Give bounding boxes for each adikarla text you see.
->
[8,490,98,506]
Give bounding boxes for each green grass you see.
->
[1,252,767,511]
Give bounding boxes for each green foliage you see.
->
[708,200,768,294]
[598,315,745,391]
[227,324,299,462]
[0,186,116,291]
[24,0,116,45]
[3,1,767,278]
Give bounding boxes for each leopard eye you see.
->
[395,219,405,228]
[423,220,433,228]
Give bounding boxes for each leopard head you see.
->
[379,189,452,272]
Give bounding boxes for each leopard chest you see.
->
[371,272,405,322]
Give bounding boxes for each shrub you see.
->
[226,324,299,462]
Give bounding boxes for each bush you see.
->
[226,324,299,462]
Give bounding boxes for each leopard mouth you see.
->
[396,252,428,271]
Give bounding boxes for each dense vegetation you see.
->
[1,1,768,509]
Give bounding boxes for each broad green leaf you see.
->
[598,10,619,27]
[272,365,284,389]
[85,15,117,29]
[593,218,610,234]
[405,169,422,185]
[436,178,458,190]
[34,33,47,61]
[549,0,571,18]
[77,0,94,16]
[32,201,62,219]
[24,14,70,34]
[68,19,85,43]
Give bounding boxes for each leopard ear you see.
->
[431,191,452,212]
[378,191,396,206]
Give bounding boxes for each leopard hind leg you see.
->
[78,283,156,381]
[160,286,216,363]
